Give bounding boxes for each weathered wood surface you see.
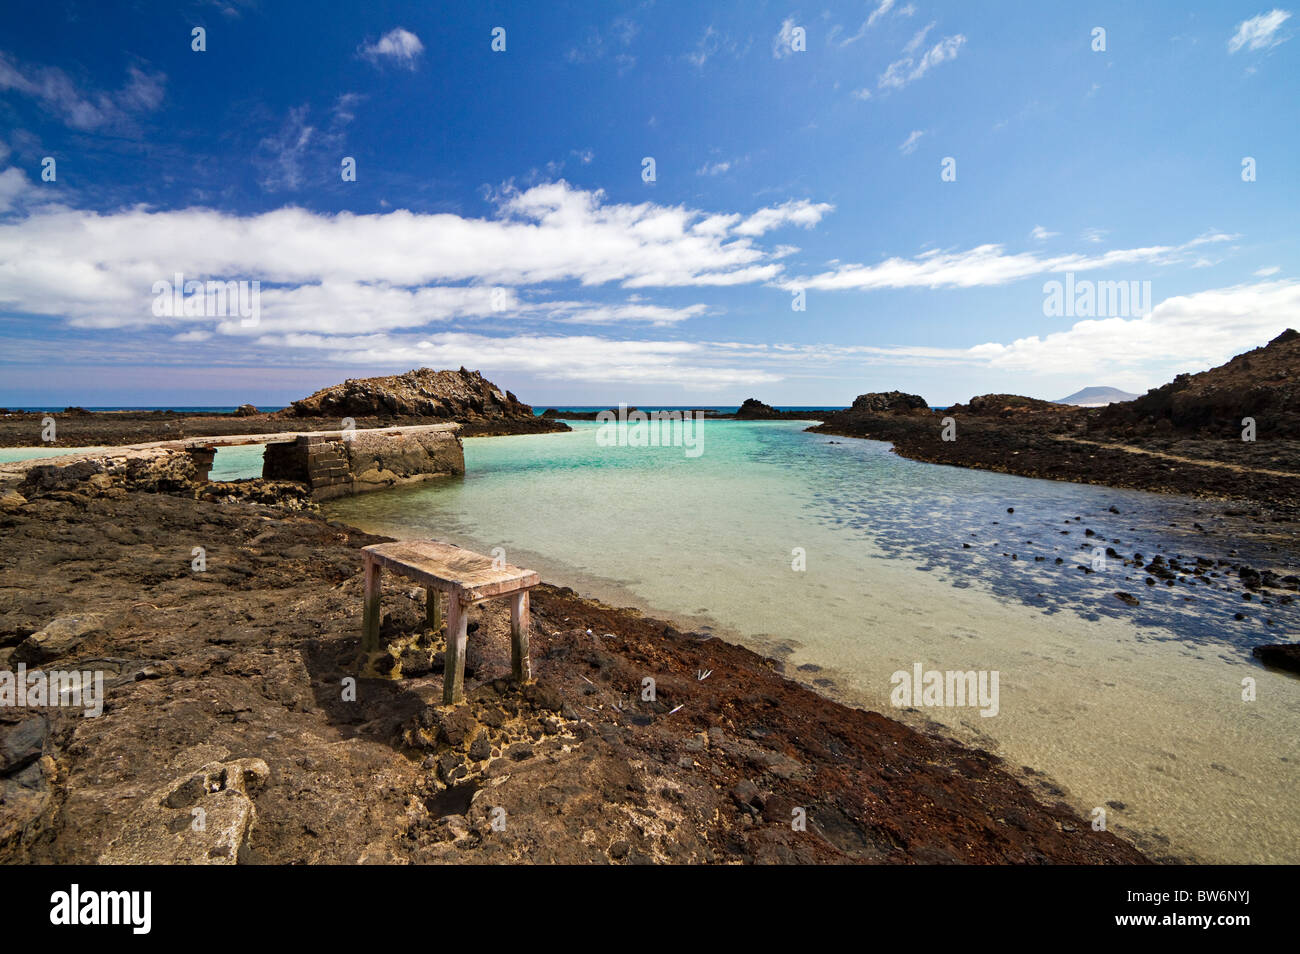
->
[359,540,539,704]
[362,540,540,602]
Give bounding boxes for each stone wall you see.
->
[261,428,463,500]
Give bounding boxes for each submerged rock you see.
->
[1252,643,1300,675]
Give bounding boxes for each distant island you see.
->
[1054,386,1141,406]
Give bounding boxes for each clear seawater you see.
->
[321,419,1300,864]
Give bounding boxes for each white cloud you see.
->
[786,280,1300,389]
[899,130,924,155]
[566,15,640,72]
[782,233,1235,292]
[903,22,935,54]
[0,167,29,213]
[538,301,711,326]
[359,28,425,68]
[732,199,834,236]
[1228,10,1292,53]
[687,27,738,68]
[879,34,966,89]
[697,160,732,176]
[772,19,801,59]
[0,181,831,332]
[255,106,316,191]
[838,0,897,46]
[252,331,781,388]
[0,54,165,131]
[1030,225,1059,240]
[332,92,363,124]
[965,280,1300,376]
[852,88,872,100]
[868,0,896,27]
[1255,265,1281,276]
[1081,227,1109,244]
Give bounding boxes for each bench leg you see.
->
[443,596,468,705]
[510,590,531,683]
[362,556,382,653]
[426,588,442,632]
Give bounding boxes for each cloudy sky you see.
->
[1,1,1296,407]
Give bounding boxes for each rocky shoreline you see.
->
[0,468,1146,864]
[0,409,568,449]
[808,331,1300,519]
[0,367,570,449]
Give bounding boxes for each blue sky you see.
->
[1,0,1297,407]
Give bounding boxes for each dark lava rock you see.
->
[505,742,534,762]
[435,707,478,747]
[1113,592,1140,607]
[1252,643,1300,674]
[0,717,48,775]
[730,779,764,810]
[284,366,545,428]
[734,398,781,420]
[849,391,929,413]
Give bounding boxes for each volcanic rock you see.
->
[285,367,540,426]
[735,398,781,419]
[1097,329,1300,437]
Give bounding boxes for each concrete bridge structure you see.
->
[0,423,465,500]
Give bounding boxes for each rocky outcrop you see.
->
[950,394,1068,417]
[734,398,780,419]
[11,615,108,666]
[1096,329,1300,437]
[847,391,929,414]
[286,367,534,423]
[808,391,930,436]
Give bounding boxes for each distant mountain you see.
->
[1053,386,1140,407]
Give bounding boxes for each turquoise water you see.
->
[0,446,107,464]
[325,419,1300,864]
[208,444,267,481]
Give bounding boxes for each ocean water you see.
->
[324,418,1300,864]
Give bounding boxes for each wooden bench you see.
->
[361,540,540,704]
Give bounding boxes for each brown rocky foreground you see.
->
[0,472,1145,864]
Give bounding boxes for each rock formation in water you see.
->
[280,367,566,435]
[848,391,929,413]
[285,367,531,421]
[734,398,780,419]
